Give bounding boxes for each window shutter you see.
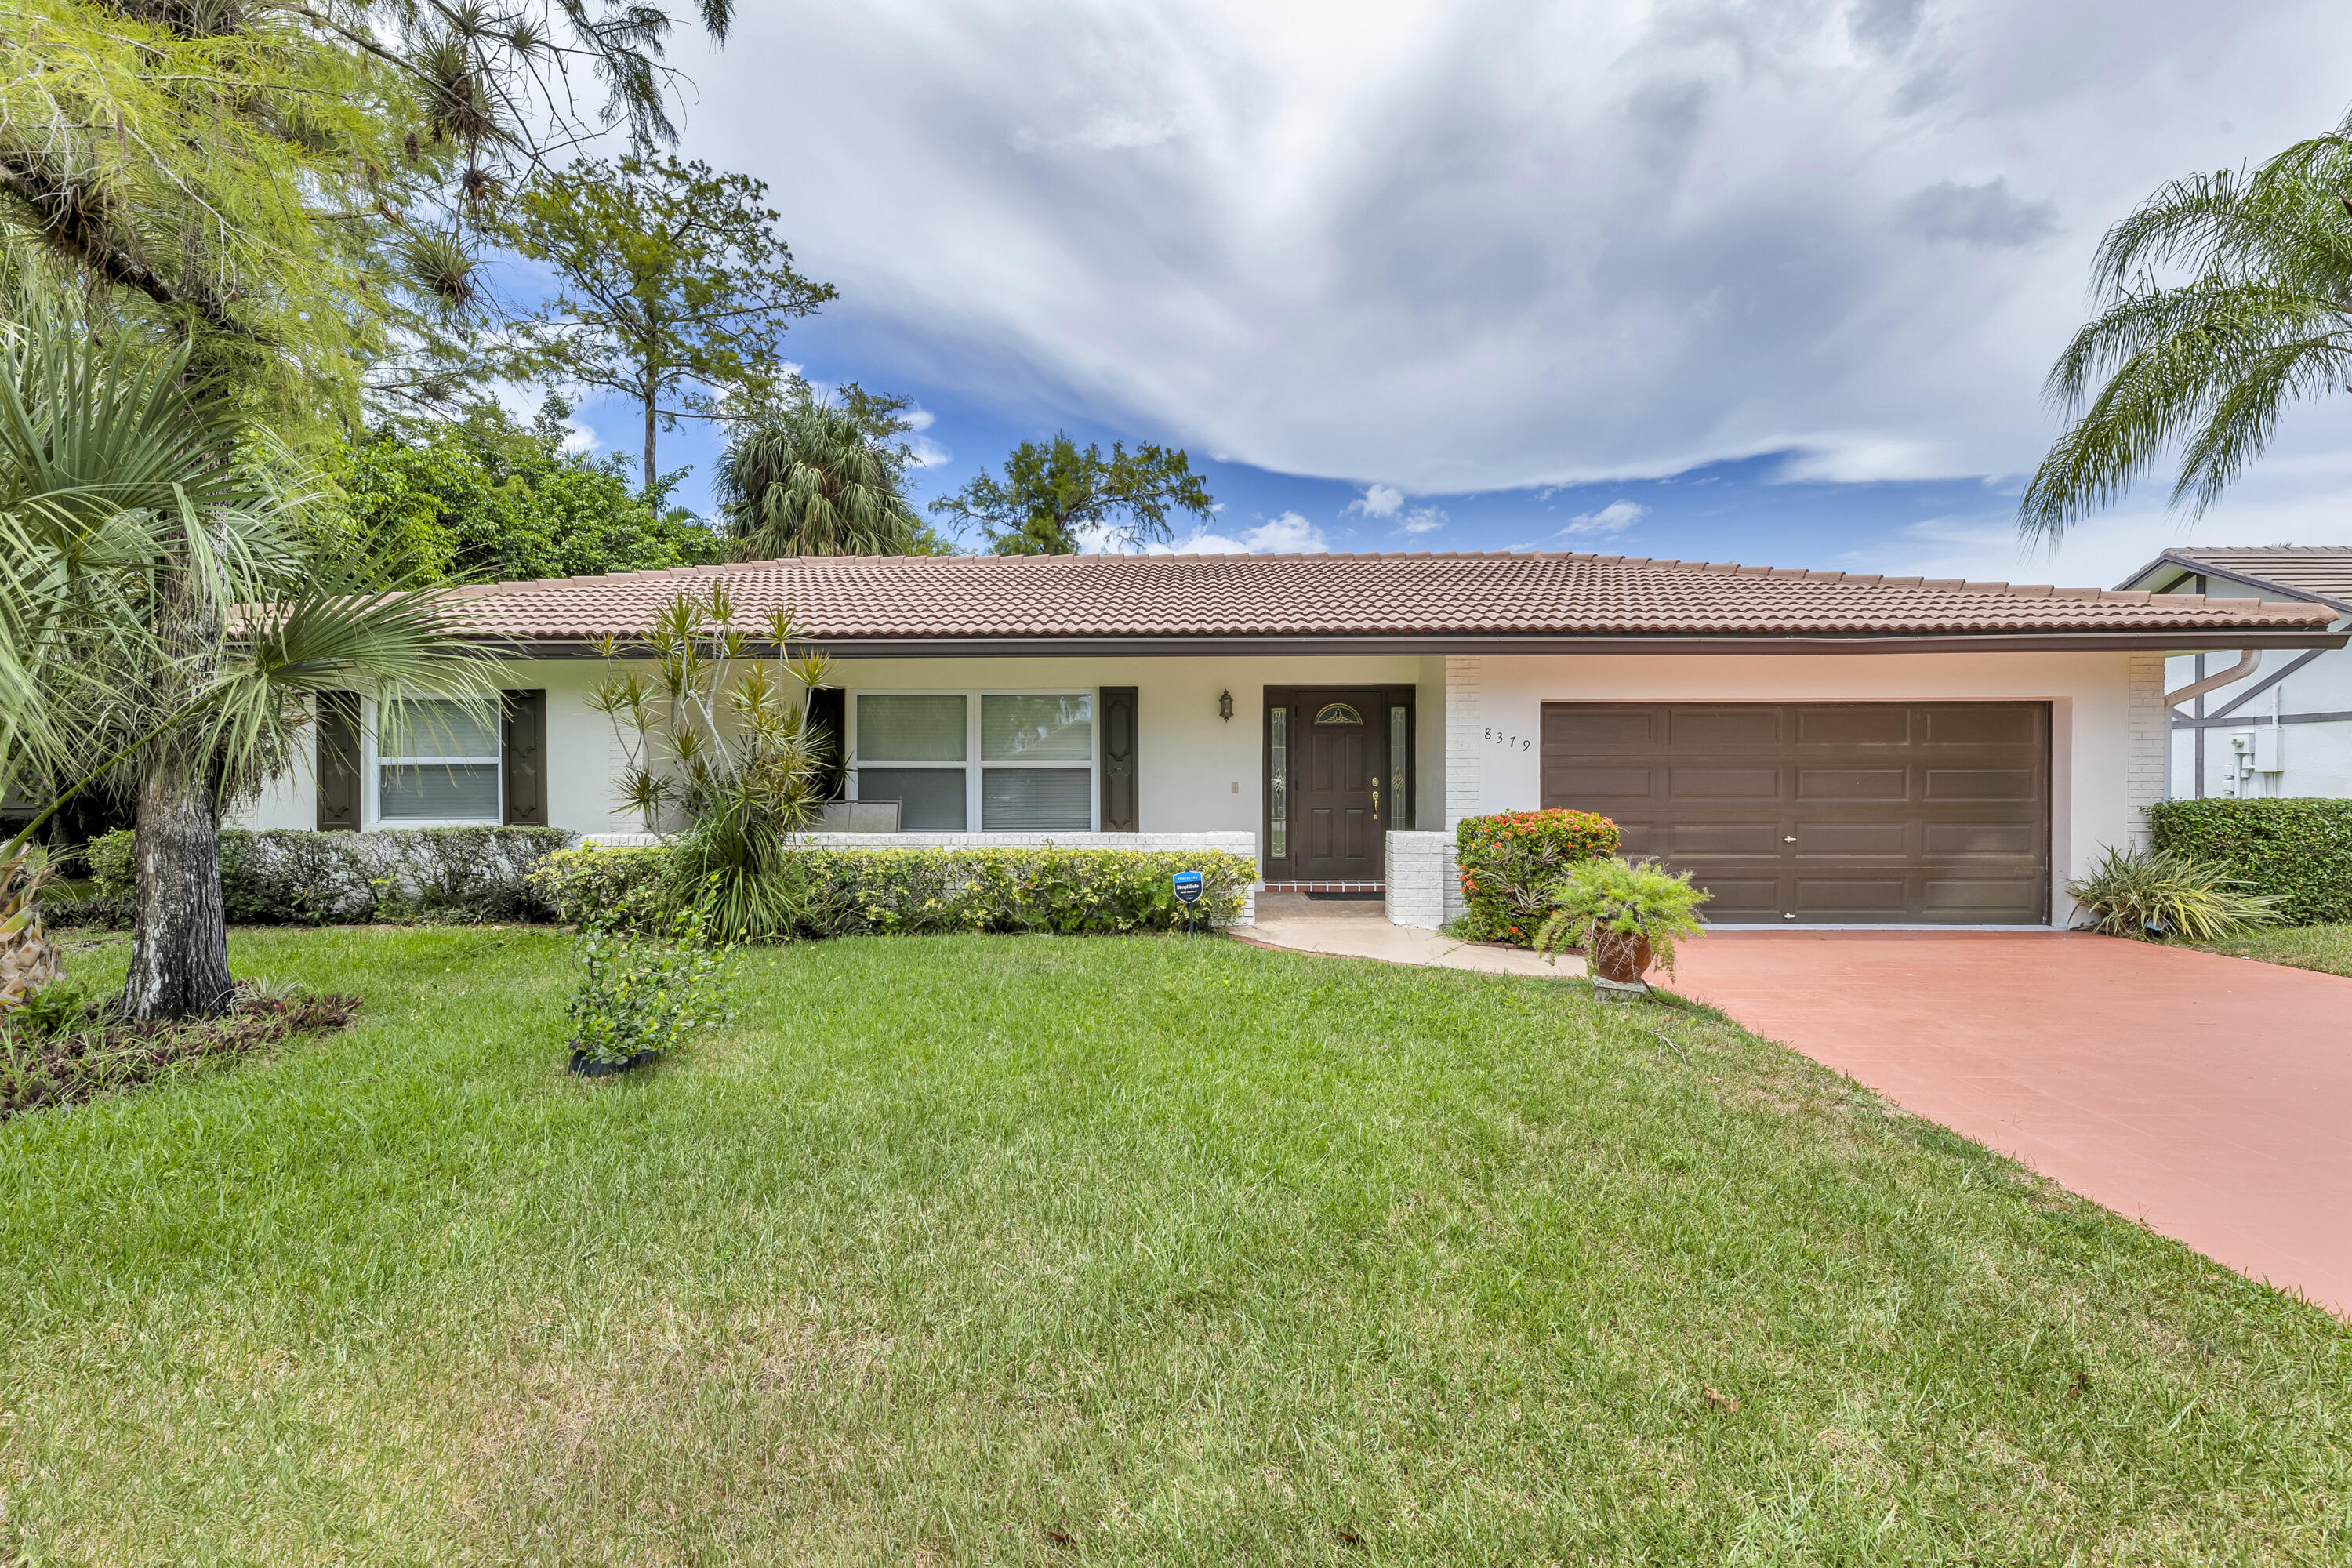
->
[501,690,547,826]
[315,692,361,831]
[805,688,847,800]
[1099,686,1138,831]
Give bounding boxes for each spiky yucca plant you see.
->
[2067,846,2281,942]
[585,587,835,939]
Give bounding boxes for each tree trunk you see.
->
[122,570,233,1021]
[122,743,232,1019]
[643,394,658,497]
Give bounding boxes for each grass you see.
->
[4,927,2348,1564]
[2187,922,2352,978]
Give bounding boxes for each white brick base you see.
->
[2127,652,2167,841]
[1385,831,1461,928]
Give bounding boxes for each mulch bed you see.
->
[0,993,359,1119]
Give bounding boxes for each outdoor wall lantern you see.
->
[1218,690,1234,722]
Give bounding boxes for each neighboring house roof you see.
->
[445,551,2344,655]
[2115,546,2352,618]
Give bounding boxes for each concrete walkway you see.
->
[1243,895,1585,979]
[1668,931,2352,1318]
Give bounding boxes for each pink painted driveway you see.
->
[1666,931,2352,1317]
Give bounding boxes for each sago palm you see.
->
[0,274,495,1019]
[715,391,926,557]
[2020,114,2352,539]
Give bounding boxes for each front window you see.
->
[853,691,1094,833]
[376,699,500,823]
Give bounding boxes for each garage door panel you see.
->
[1693,877,1782,918]
[1926,706,2039,745]
[1924,877,2046,915]
[1668,765,1782,800]
[1797,707,1911,746]
[1668,708,1782,746]
[1923,822,2042,857]
[1544,709,1657,746]
[1795,822,1908,857]
[1541,701,2049,925]
[1549,764,1657,799]
[1925,768,2039,801]
[1796,767,1909,800]
[1608,821,1665,858]
[1669,822,1783,857]
[1794,877,1911,915]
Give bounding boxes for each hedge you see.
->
[1454,808,1621,946]
[530,841,1256,938]
[2145,798,2352,925]
[87,826,575,925]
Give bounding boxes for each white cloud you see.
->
[1559,499,1646,537]
[556,416,601,456]
[1396,506,1446,535]
[686,0,2352,493]
[1348,482,1405,517]
[907,434,952,467]
[1164,510,1330,554]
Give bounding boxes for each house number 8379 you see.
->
[1484,728,1531,751]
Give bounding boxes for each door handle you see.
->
[1371,779,1381,820]
[1784,835,1797,843]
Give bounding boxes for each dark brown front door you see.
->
[1540,702,2051,925]
[1265,688,1413,881]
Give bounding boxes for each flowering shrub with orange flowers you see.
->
[1454,808,1619,946]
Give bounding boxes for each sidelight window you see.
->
[851,691,1094,833]
[1389,704,1409,827]
[1269,705,1288,859]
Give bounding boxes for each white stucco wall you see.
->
[232,654,1453,845]
[2162,644,2352,801]
[1440,649,2151,923]
[231,648,2152,924]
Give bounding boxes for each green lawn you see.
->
[2189,922,2352,978]
[5,928,2348,1563]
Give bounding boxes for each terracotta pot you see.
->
[1588,928,1653,985]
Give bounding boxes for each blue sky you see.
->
[533,0,2352,593]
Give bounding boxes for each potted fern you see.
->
[1534,857,1711,1000]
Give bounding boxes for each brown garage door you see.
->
[1539,702,2051,925]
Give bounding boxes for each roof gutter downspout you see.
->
[2164,648,2261,709]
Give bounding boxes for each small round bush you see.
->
[1454,808,1620,946]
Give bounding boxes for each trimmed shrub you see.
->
[2145,798,2352,925]
[1454,808,1620,946]
[87,826,575,924]
[530,842,1256,938]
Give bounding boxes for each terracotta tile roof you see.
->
[442,551,2340,644]
[2126,547,2352,616]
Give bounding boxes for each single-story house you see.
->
[235,551,2343,927]
[2115,547,2352,801]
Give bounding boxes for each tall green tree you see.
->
[714,383,945,557]
[335,401,724,583]
[1,2,735,1020]
[0,289,492,1019]
[2020,112,2352,539]
[500,154,834,494]
[2,0,742,419]
[931,434,1214,554]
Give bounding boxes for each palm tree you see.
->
[2020,114,2352,539]
[715,387,928,558]
[0,281,495,1020]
